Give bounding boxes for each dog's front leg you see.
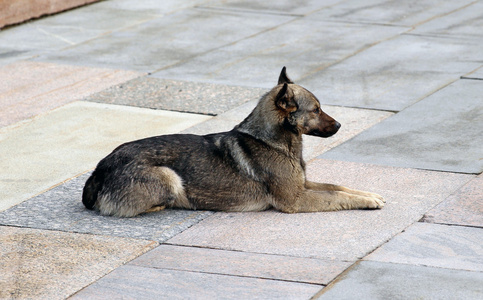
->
[305,180,384,201]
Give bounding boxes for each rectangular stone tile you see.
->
[365,222,483,272]
[167,160,472,261]
[202,0,340,15]
[422,174,483,227]
[37,8,294,72]
[0,101,211,211]
[0,226,157,300]
[314,261,483,300]
[299,34,483,111]
[131,244,352,285]
[152,19,407,87]
[0,172,214,242]
[309,0,474,26]
[409,1,483,39]
[71,265,322,299]
[0,61,142,127]
[320,79,483,173]
[84,77,267,115]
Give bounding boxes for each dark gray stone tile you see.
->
[131,244,352,285]
[309,0,474,26]
[72,265,322,299]
[300,34,483,111]
[37,8,294,72]
[314,261,483,300]
[320,79,483,174]
[422,174,483,228]
[0,173,213,242]
[152,19,407,88]
[365,223,483,272]
[84,77,267,115]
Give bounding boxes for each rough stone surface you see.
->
[131,244,352,285]
[365,222,483,272]
[71,265,322,299]
[0,61,142,127]
[320,79,483,174]
[0,226,157,300]
[422,174,483,228]
[0,173,214,242]
[314,261,483,300]
[167,160,472,261]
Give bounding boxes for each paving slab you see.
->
[71,265,322,299]
[299,34,483,111]
[131,244,351,285]
[462,65,483,80]
[365,222,483,272]
[409,1,483,39]
[167,159,472,261]
[0,101,210,211]
[309,0,474,26]
[201,0,340,15]
[320,79,483,173]
[152,19,408,87]
[84,77,267,115]
[0,172,214,242]
[0,226,157,300]
[314,261,483,300]
[37,8,294,72]
[0,61,142,127]
[422,173,483,228]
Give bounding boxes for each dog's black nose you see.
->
[334,121,341,130]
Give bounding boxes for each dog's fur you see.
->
[83,67,384,217]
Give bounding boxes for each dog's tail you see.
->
[82,171,103,210]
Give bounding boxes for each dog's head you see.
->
[275,67,341,138]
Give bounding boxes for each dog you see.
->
[82,67,385,217]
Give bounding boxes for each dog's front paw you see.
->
[362,195,385,209]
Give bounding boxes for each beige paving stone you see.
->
[0,226,157,299]
[168,160,472,260]
[0,101,211,211]
[0,61,142,127]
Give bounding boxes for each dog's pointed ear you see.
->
[276,83,297,113]
[278,66,294,85]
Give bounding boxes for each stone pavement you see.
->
[0,0,482,299]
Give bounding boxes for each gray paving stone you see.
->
[71,265,322,299]
[167,160,472,261]
[300,34,483,111]
[131,244,352,285]
[314,261,483,300]
[422,174,483,228]
[365,222,483,272]
[321,79,483,173]
[309,0,474,26]
[409,1,483,39]
[202,0,340,15]
[84,77,267,115]
[0,173,213,242]
[37,8,294,72]
[463,65,483,80]
[152,19,407,87]
[0,226,157,300]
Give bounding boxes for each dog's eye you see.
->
[313,108,320,114]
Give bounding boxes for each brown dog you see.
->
[82,67,384,217]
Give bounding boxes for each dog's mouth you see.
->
[307,122,341,138]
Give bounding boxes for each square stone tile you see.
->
[314,261,483,300]
[84,77,267,115]
[0,226,157,300]
[37,8,294,72]
[320,79,483,173]
[300,34,483,111]
[422,174,483,227]
[0,101,210,211]
[365,222,483,272]
[71,265,322,299]
[309,0,474,26]
[167,159,472,261]
[131,244,352,285]
[0,61,142,127]
[0,172,214,242]
[153,19,407,87]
